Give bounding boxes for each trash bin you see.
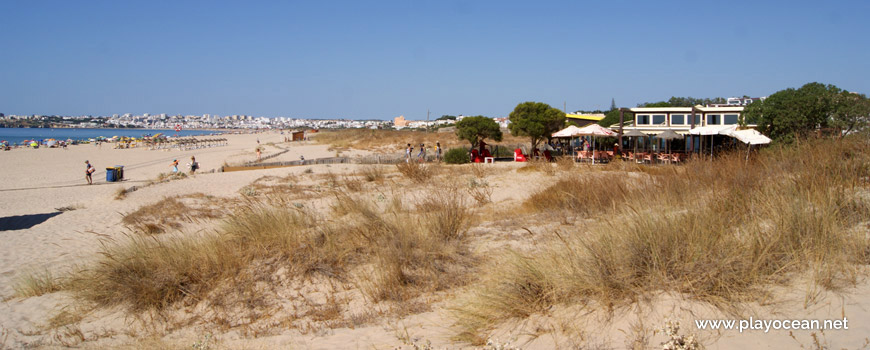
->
[106,167,117,182]
[114,165,124,180]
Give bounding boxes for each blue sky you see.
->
[1,0,868,119]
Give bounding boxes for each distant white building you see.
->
[725,96,767,106]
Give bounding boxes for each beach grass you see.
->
[453,136,870,342]
[66,184,477,322]
[12,268,64,298]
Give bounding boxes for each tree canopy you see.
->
[637,96,726,108]
[455,116,502,148]
[508,101,565,150]
[598,108,632,127]
[437,115,457,121]
[742,82,868,142]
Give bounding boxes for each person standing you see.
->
[417,143,426,162]
[85,160,95,185]
[435,142,442,162]
[171,159,179,173]
[405,143,413,163]
[189,156,198,174]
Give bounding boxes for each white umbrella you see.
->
[575,124,616,164]
[551,125,584,138]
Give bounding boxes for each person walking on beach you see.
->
[405,143,413,163]
[171,159,179,173]
[417,143,426,162]
[435,142,442,162]
[189,156,199,174]
[85,160,95,185]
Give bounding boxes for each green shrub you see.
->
[444,148,470,164]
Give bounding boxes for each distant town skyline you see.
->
[1,0,868,119]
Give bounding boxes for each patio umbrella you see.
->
[621,129,647,158]
[656,129,681,155]
[575,124,616,164]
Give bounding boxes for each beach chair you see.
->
[514,148,527,162]
[471,149,482,163]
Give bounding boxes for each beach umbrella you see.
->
[621,128,647,158]
[575,124,616,164]
[656,129,681,156]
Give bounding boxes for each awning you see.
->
[566,113,605,121]
[688,124,738,135]
[726,129,771,145]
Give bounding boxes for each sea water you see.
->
[0,128,220,145]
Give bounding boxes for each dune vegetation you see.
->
[452,137,870,342]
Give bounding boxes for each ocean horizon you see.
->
[0,128,221,145]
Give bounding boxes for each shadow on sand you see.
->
[0,212,63,231]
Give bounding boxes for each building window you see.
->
[692,114,702,125]
[671,114,685,125]
[724,114,739,125]
[637,114,650,125]
[652,114,666,125]
[707,114,721,125]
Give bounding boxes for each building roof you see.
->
[566,113,605,121]
[629,106,744,113]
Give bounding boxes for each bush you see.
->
[444,147,470,164]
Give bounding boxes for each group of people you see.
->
[405,142,442,163]
[82,155,200,185]
[171,156,199,174]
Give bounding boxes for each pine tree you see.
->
[610,98,616,111]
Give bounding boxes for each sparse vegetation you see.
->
[121,193,225,234]
[396,161,437,182]
[359,164,385,182]
[13,269,64,298]
[454,137,870,342]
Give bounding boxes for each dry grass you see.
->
[12,268,64,298]
[396,161,438,183]
[454,137,870,342]
[359,164,386,182]
[121,193,226,234]
[516,159,557,176]
[467,178,494,205]
[66,185,477,327]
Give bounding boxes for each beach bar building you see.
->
[615,106,748,153]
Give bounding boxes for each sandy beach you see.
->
[1,131,869,350]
